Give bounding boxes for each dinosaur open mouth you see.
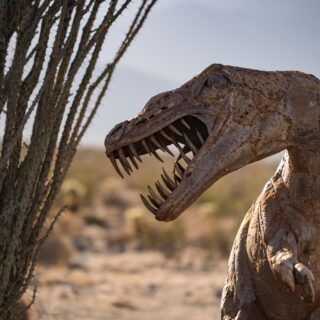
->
[106,116,209,214]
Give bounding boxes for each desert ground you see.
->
[34,242,227,319]
[27,149,276,320]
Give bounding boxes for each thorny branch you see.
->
[0,0,158,318]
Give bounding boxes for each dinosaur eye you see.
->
[191,71,232,97]
[207,74,228,87]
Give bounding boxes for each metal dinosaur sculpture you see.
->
[104,64,320,319]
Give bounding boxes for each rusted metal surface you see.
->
[105,64,320,319]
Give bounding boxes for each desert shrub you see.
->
[37,213,84,266]
[59,179,87,212]
[37,229,74,267]
[124,207,185,256]
[0,1,158,317]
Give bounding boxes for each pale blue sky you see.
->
[83,0,320,146]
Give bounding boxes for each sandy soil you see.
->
[32,250,227,320]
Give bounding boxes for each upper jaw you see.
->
[105,103,213,157]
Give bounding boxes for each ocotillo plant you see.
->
[0,0,157,318]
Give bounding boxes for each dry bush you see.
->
[0,1,158,317]
[128,208,186,256]
[60,179,87,212]
[182,205,236,256]
[37,230,74,267]
[37,212,85,267]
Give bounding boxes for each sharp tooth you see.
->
[148,185,163,205]
[147,138,164,162]
[129,143,142,162]
[109,153,124,179]
[172,140,191,164]
[152,150,164,162]
[148,195,161,208]
[160,129,174,142]
[162,144,174,156]
[161,174,176,192]
[161,175,175,191]
[127,148,139,170]
[180,118,191,130]
[142,139,151,155]
[179,152,191,164]
[162,168,176,184]
[182,145,192,155]
[183,133,198,155]
[153,134,174,156]
[161,168,176,191]
[196,131,205,145]
[169,124,183,137]
[174,174,182,184]
[174,162,184,177]
[177,145,191,164]
[118,148,132,175]
[178,162,186,172]
[140,194,157,214]
[150,135,166,153]
[155,181,169,200]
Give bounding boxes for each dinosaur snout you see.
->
[105,120,129,155]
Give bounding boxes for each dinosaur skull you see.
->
[105,64,297,221]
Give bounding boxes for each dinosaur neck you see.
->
[281,147,320,214]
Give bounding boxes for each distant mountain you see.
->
[82,66,176,146]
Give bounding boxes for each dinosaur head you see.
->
[105,64,317,221]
